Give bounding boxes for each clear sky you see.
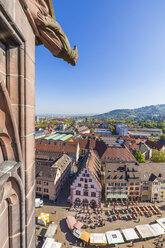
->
[35,0,165,115]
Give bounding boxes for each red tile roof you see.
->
[71,138,136,162]
[36,139,78,154]
[146,140,164,151]
[101,147,136,162]
[129,144,140,149]
[83,150,102,188]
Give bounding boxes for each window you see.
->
[84,184,88,189]
[91,192,96,197]
[85,170,87,173]
[115,183,120,186]
[91,185,94,188]
[44,188,48,193]
[37,180,41,185]
[76,190,80,195]
[85,179,87,183]
[130,187,134,190]
[135,187,139,191]
[38,187,41,191]
[130,182,134,185]
[44,182,48,186]
[84,191,88,196]
[121,183,126,186]
[80,178,83,181]
[89,179,92,182]
[78,184,81,187]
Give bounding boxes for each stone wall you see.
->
[0,0,35,247]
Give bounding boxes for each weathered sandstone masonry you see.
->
[0,1,35,247]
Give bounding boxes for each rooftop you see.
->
[44,132,73,141]
[36,139,78,154]
[139,162,165,181]
[36,154,71,181]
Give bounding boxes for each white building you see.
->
[76,126,90,134]
[94,128,112,135]
[70,150,102,207]
[116,123,128,136]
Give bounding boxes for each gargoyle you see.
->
[20,0,78,66]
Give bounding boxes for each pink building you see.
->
[70,150,102,208]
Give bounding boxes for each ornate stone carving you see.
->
[0,80,22,163]
[0,80,23,202]
[20,0,79,65]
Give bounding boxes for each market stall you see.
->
[45,224,58,239]
[105,230,124,245]
[150,223,164,236]
[157,218,165,230]
[135,224,157,239]
[80,231,91,243]
[90,233,107,246]
[42,238,62,248]
[122,228,139,242]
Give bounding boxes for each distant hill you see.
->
[93,104,165,120]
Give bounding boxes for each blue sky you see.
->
[35,0,165,115]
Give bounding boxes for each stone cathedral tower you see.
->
[0,1,36,247]
[0,0,78,248]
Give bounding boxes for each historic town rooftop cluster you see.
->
[35,118,165,206]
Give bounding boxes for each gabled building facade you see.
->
[139,163,165,202]
[70,150,102,208]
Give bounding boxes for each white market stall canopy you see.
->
[157,218,165,230]
[73,229,82,239]
[105,230,124,244]
[45,224,58,239]
[135,225,157,239]
[150,223,164,236]
[90,233,107,245]
[42,238,62,248]
[122,228,139,241]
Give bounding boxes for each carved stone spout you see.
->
[20,0,79,65]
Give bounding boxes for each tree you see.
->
[65,119,72,126]
[90,128,94,133]
[148,137,157,142]
[151,150,165,162]
[109,125,115,134]
[162,128,165,134]
[134,152,146,163]
[160,134,165,141]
